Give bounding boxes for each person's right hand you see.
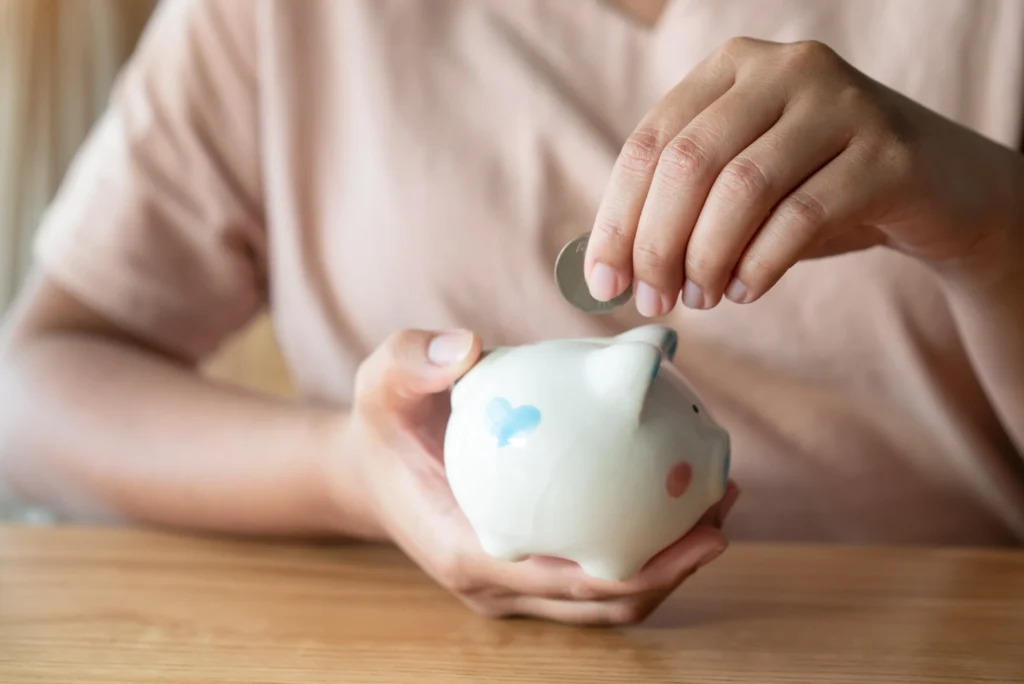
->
[334,328,739,625]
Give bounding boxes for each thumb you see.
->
[356,329,482,411]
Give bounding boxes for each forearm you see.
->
[938,164,1024,453]
[0,332,379,539]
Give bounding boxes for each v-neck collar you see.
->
[599,0,677,31]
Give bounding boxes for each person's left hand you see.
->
[584,37,1023,315]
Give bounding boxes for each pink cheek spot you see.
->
[665,462,693,499]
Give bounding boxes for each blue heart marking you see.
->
[486,397,541,448]
[722,443,731,491]
[650,330,677,383]
[665,331,678,361]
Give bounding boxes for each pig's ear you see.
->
[612,325,678,362]
[585,341,663,421]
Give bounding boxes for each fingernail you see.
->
[682,280,705,309]
[635,282,671,318]
[698,543,728,569]
[725,278,750,304]
[588,263,626,302]
[427,331,474,366]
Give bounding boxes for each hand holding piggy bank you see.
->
[444,325,731,581]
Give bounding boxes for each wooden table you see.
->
[2,525,1023,683]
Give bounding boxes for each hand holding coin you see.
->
[555,233,632,314]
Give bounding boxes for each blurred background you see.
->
[0,0,293,520]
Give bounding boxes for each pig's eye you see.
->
[692,405,699,414]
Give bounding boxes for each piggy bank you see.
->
[443,324,731,582]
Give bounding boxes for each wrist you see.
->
[935,214,1023,303]
[933,156,1024,296]
[317,409,389,541]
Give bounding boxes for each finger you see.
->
[681,99,852,309]
[627,523,727,588]
[629,84,787,316]
[695,479,741,529]
[729,143,881,303]
[459,553,611,602]
[503,589,674,626]
[584,55,736,302]
[355,329,482,413]
[478,522,726,602]
[716,480,741,527]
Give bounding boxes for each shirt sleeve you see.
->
[32,0,267,363]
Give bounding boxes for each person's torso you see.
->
[254,0,1024,543]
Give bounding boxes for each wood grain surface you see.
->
[2,524,1023,683]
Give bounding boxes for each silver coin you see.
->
[555,232,632,314]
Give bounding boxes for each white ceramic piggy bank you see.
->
[443,324,731,582]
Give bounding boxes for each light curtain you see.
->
[0,0,157,311]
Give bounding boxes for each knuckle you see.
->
[783,39,837,70]
[592,216,632,248]
[352,362,373,399]
[353,329,416,400]
[564,580,601,602]
[352,357,383,403]
[741,251,777,283]
[883,107,922,155]
[837,86,893,139]
[836,83,875,116]
[718,35,757,61]
[684,250,718,288]
[657,134,711,187]
[436,551,481,596]
[737,251,780,293]
[882,137,916,181]
[445,572,481,598]
[717,156,771,202]
[633,240,673,273]
[379,329,414,360]
[779,190,829,230]
[619,128,668,174]
[608,601,652,626]
[850,125,917,189]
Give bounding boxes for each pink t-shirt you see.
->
[33,0,1024,544]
